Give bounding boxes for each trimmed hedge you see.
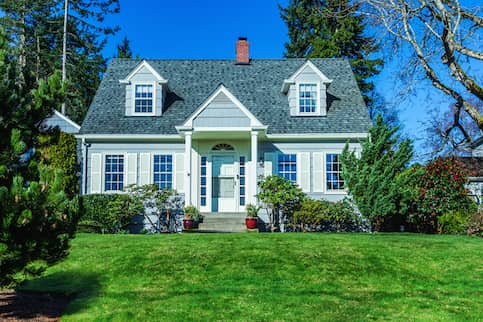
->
[79,194,143,233]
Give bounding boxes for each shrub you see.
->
[342,115,413,231]
[126,185,184,233]
[467,211,483,237]
[405,158,477,233]
[257,175,305,232]
[438,210,470,235]
[80,194,143,233]
[39,131,79,197]
[292,198,369,232]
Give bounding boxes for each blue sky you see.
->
[103,0,481,160]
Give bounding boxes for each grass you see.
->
[21,233,483,321]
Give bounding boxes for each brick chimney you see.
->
[236,37,250,65]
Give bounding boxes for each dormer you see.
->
[282,60,333,117]
[119,60,168,116]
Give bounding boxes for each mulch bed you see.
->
[0,290,71,322]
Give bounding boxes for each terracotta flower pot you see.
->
[245,217,257,229]
[183,219,194,230]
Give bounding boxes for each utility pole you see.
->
[61,0,69,115]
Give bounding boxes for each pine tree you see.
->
[0,29,79,287]
[116,36,133,59]
[0,0,120,123]
[280,0,383,109]
[341,115,413,231]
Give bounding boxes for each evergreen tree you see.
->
[116,36,133,59]
[0,0,120,123]
[341,115,413,231]
[0,29,79,287]
[280,0,383,109]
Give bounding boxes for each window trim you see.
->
[103,153,126,193]
[152,154,173,190]
[277,153,297,184]
[132,82,156,116]
[324,152,347,194]
[296,82,321,116]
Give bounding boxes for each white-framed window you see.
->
[134,84,154,114]
[278,154,297,183]
[105,155,124,191]
[153,154,173,190]
[326,153,344,190]
[298,83,319,114]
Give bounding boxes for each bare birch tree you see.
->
[360,0,482,151]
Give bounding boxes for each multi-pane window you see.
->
[299,83,318,113]
[134,84,153,113]
[326,154,344,190]
[239,156,246,206]
[105,155,124,191]
[278,154,297,183]
[153,155,173,190]
[200,157,207,206]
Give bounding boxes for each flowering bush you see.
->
[406,158,476,233]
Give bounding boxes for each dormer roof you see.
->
[281,60,333,93]
[119,60,168,84]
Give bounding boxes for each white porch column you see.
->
[250,131,259,205]
[184,131,192,205]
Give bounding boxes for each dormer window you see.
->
[134,84,154,114]
[298,83,319,114]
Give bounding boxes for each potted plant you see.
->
[245,204,259,229]
[183,205,198,230]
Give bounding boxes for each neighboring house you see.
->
[77,38,370,215]
[458,137,483,206]
[43,109,81,134]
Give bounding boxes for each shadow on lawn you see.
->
[15,270,102,319]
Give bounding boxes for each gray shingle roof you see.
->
[79,58,371,135]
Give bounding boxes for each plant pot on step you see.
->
[183,219,194,230]
[245,217,257,229]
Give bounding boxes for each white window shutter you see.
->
[175,153,185,192]
[139,153,151,186]
[126,153,138,186]
[313,152,324,192]
[264,152,274,177]
[297,152,310,192]
[90,153,102,193]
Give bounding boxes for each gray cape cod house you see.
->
[77,38,371,215]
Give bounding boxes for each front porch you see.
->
[180,130,263,213]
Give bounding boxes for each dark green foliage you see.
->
[0,167,80,286]
[79,194,143,234]
[402,158,477,233]
[0,0,120,123]
[342,115,413,231]
[292,198,368,232]
[0,28,80,286]
[257,175,305,231]
[40,131,79,197]
[280,0,383,108]
[438,210,471,235]
[116,36,133,58]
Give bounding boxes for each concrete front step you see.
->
[198,212,248,232]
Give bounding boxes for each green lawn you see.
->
[21,233,483,321]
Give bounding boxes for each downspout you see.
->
[82,138,91,195]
